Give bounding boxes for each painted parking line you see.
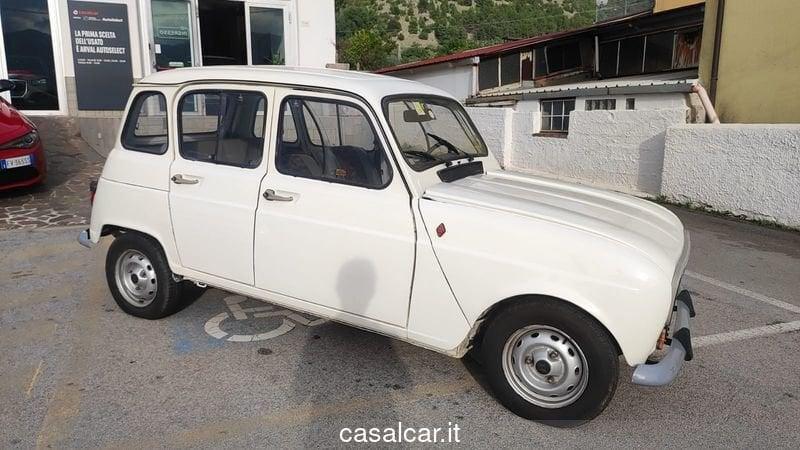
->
[684,270,800,347]
[695,320,800,348]
[686,270,800,315]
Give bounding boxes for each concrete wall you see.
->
[467,98,690,195]
[511,109,687,195]
[467,105,800,228]
[699,0,800,123]
[662,124,800,227]
[296,0,337,68]
[390,62,475,102]
[466,107,512,167]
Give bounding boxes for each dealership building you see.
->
[0,0,336,152]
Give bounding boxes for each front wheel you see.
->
[105,232,184,319]
[481,298,619,427]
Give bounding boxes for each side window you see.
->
[276,97,391,189]
[281,106,298,143]
[121,92,169,154]
[253,97,266,138]
[178,90,267,168]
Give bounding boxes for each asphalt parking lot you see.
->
[1,206,799,448]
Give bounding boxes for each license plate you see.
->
[1,155,32,169]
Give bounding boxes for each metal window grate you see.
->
[586,99,616,111]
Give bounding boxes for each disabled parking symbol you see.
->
[204,295,326,342]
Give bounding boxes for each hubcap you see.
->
[502,325,588,409]
[114,249,158,307]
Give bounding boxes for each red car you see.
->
[0,79,46,190]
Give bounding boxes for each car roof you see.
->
[137,66,453,103]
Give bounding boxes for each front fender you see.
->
[421,199,673,365]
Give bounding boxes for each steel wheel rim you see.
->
[502,325,588,409]
[114,249,158,307]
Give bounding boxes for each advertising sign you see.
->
[68,1,133,110]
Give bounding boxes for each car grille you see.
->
[0,165,39,185]
[10,80,26,98]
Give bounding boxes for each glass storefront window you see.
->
[249,7,284,65]
[0,0,59,110]
[152,0,193,71]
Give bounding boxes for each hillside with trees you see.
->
[336,0,597,70]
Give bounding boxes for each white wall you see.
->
[391,62,475,102]
[296,0,336,68]
[662,124,800,227]
[467,107,512,167]
[468,97,689,195]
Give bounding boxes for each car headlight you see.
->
[0,131,39,149]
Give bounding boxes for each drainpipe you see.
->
[470,57,480,97]
[692,83,720,124]
[709,0,726,104]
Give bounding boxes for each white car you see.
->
[79,66,694,426]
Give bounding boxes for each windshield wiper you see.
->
[401,149,442,162]
[426,133,469,158]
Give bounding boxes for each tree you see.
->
[341,30,393,70]
[402,43,436,63]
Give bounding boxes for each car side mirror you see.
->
[0,79,14,93]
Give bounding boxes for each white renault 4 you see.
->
[79,66,694,426]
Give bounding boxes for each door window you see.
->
[276,97,391,189]
[178,90,267,168]
[121,92,169,154]
[0,0,59,110]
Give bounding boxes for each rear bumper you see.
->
[78,228,93,248]
[631,290,695,387]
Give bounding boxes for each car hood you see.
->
[0,99,33,144]
[423,170,686,273]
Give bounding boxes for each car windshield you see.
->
[383,96,488,171]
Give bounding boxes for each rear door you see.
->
[169,84,273,284]
[253,90,415,327]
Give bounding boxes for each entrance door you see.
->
[245,2,294,65]
[254,90,415,327]
[169,85,273,284]
[197,0,295,67]
[151,0,195,71]
[199,0,246,65]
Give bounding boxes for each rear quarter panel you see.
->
[89,177,180,272]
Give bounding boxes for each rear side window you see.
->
[178,90,267,168]
[121,92,168,154]
[276,97,391,189]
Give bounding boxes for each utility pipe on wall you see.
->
[692,83,720,124]
[709,0,726,104]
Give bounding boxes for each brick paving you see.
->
[0,119,104,230]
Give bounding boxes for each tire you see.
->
[105,232,184,319]
[480,297,619,427]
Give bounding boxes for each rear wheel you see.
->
[105,232,184,319]
[481,298,619,427]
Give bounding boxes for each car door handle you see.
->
[171,174,199,185]
[263,189,294,202]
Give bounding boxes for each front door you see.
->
[254,90,415,327]
[169,84,273,284]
